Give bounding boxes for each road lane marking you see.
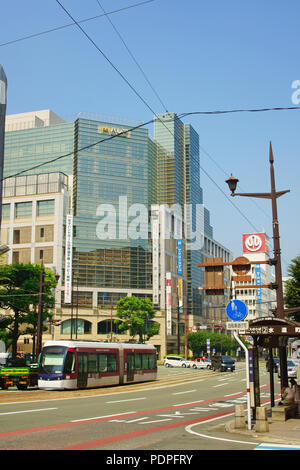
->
[71,411,137,422]
[0,407,57,416]
[173,400,204,407]
[106,397,146,403]
[213,383,228,387]
[172,390,197,395]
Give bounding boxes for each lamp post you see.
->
[225,142,290,389]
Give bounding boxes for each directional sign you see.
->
[226,321,249,331]
[226,299,247,321]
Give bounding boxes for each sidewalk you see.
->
[225,416,300,446]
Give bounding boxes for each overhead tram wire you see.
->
[54,1,299,235]
[2,105,299,181]
[95,0,168,113]
[0,0,155,47]
[55,0,162,120]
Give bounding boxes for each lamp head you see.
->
[225,174,239,195]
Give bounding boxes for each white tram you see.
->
[38,340,157,390]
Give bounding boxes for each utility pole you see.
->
[36,264,45,361]
[36,263,53,361]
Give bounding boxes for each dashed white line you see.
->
[106,397,146,404]
[0,407,57,416]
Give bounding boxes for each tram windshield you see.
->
[39,346,67,375]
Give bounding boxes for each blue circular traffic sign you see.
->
[226,300,247,321]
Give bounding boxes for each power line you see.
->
[3,106,299,181]
[55,0,160,118]
[0,1,154,47]
[95,0,168,112]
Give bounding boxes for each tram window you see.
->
[142,354,149,369]
[135,354,142,369]
[98,354,107,372]
[97,353,117,372]
[88,354,98,373]
[107,354,117,372]
[64,352,75,374]
[148,354,156,369]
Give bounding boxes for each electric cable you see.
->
[95,0,168,112]
[0,0,154,47]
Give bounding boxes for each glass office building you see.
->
[154,113,204,319]
[4,111,153,307]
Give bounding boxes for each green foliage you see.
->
[0,263,57,357]
[116,296,160,343]
[187,330,247,357]
[284,255,300,322]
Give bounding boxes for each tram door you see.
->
[77,353,88,388]
[127,353,135,382]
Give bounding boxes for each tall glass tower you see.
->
[154,113,204,320]
[0,65,7,226]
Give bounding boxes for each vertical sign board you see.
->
[0,65,7,224]
[166,272,172,336]
[151,211,159,305]
[177,239,183,275]
[64,214,73,304]
[178,278,183,312]
[255,264,262,302]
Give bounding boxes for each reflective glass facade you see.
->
[4,114,153,295]
[154,114,203,319]
[72,118,152,290]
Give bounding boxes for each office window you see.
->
[2,204,10,219]
[37,199,55,217]
[15,202,32,219]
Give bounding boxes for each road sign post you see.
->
[226,299,251,430]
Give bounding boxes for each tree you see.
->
[284,255,300,322]
[0,263,57,358]
[187,330,244,357]
[115,296,160,343]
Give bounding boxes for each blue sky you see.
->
[1,0,299,275]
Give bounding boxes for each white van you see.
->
[164,356,191,368]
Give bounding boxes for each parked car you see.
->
[211,355,235,372]
[192,358,211,369]
[266,357,279,373]
[278,359,297,378]
[164,356,191,368]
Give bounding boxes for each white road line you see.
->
[106,397,146,404]
[71,411,137,423]
[140,418,172,424]
[173,400,204,407]
[0,407,57,416]
[185,415,259,446]
[172,390,197,395]
[213,383,228,387]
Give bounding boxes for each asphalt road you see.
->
[0,362,282,453]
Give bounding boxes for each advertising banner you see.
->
[64,214,73,304]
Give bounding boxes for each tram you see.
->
[38,340,157,390]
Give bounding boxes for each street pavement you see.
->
[217,415,300,449]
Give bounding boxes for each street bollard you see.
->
[234,404,246,429]
[255,406,269,433]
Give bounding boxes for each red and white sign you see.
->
[243,233,266,253]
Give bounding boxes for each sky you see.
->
[1,0,299,276]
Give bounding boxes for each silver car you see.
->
[278,359,297,378]
[164,356,191,368]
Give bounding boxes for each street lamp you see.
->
[225,142,290,388]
